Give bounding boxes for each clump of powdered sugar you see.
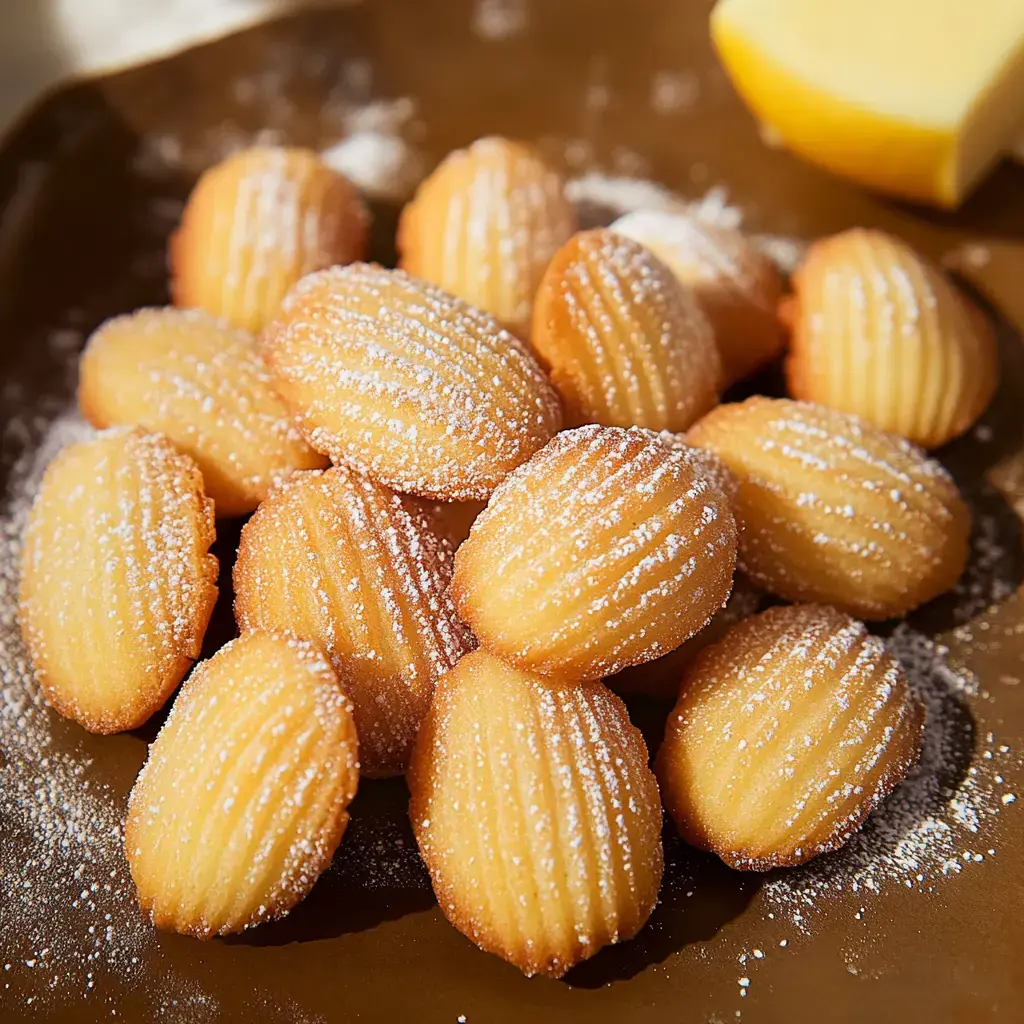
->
[320,97,425,201]
[762,623,1018,927]
[565,174,805,273]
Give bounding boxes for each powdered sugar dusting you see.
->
[0,414,153,1006]
[762,623,1019,926]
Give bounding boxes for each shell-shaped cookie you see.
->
[687,397,969,619]
[171,146,367,332]
[126,632,359,937]
[262,263,563,500]
[18,428,218,733]
[611,210,785,385]
[531,228,720,431]
[784,228,998,448]
[78,307,327,517]
[608,574,762,700]
[409,649,663,977]
[398,136,576,338]
[656,604,924,870]
[233,465,473,777]
[452,425,737,680]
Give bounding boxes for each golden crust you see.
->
[656,604,924,870]
[261,263,563,500]
[171,146,367,332]
[126,632,359,937]
[611,210,785,385]
[78,306,326,517]
[18,428,218,733]
[233,465,474,777]
[784,228,998,448]
[408,649,663,977]
[452,424,737,681]
[398,136,576,339]
[531,228,721,431]
[687,397,970,619]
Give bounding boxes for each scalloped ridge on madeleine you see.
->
[611,209,785,385]
[126,632,359,937]
[78,307,327,517]
[233,465,474,777]
[171,146,367,333]
[656,604,924,870]
[409,649,664,977]
[784,228,998,448]
[262,263,563,500]
[453,424,737,680]
[398,136,577,339]
[531,228,720,431]
[18,428,218,733]
[687,397,969,620]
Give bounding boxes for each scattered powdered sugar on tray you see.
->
[471,0,530,42]
[761,622,1018,928]
[0,412,154,1006]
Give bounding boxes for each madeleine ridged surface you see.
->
[608,574,762,700]
[784,228,998,448]
[531,228,720,431]
[262,263,563,500]
[126,632,359,938]
[409,649,663,978]
[656,604,924,870]
[611,210,785,384]
[78,307,326,517]
[18,428,218,733]
[687,398,969,619]
[171,146,367,332]
[453,425,737,680]
[398,136,576,338]
[234,465,473,777]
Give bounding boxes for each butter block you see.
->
[711,0,1024,207]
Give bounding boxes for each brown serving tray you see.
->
[2,2,1024,1021]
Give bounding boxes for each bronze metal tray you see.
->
[2,1,1023,1021]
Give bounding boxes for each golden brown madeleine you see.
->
[262,263,563,500]
[656,604,924,870]
[171,146,367,332]
[531,228,720,431]
[126,632,359,937]
[78,307,327,517]
[784,228,998,448]
[611,210,785,385]
[453,425,737,680]
[608,575,762,700]
[687,398,969,619]
[398,136,576,338]
[408,649,663,978]
[233,465,473,777]
[18,428,218,733]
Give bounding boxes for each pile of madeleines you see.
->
[18,137,997,978]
